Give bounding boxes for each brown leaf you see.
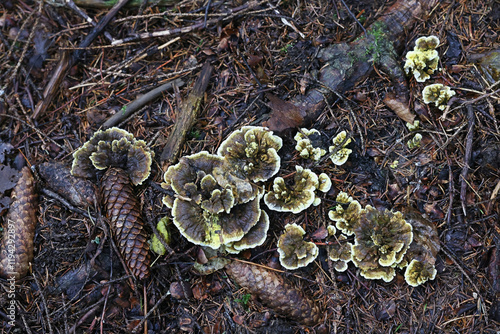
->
[311,226,328,240]
[383,92,415,123]
[262,93,307,132]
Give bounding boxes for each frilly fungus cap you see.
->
[329,131,352,166]
[414,36,440,51]
[317,173,332,193]
[277,223,319,270]
[328,192,362,236]
[162,151,264,249]
[225,210,270,254]
[294,128,326,161]
[399,209,440,286]
[404,259,437,287]
[264,166,319,214]
[217,126,282,182]
[172,193,262,250]
[404,36,440,82]
[71,127,153,185]
[327,234,353,272]
[351,205,413,281]
[422,84,456,110]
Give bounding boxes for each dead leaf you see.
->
[383,92,415,123]
[262,93,307,131]
[0,164,19,194]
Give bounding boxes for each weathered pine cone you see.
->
[0,167,38,280]
[225,261,321,326]
[101,167,151,280]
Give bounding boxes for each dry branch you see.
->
[102,78,185,128]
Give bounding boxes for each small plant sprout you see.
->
[407,133,423,149]
[406,120,420,131]
[150,217,171,256]
[329,131,352,166]
[294,128,326,161]
[404,35,440,82]
[422,84,456,110]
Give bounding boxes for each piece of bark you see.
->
[225,261,321,326]
[103,78,185,128]
[0,167,38,280]
[265,0,438,130]
[160,62,213,163]
[37,162,97,209]
[33,0,129,119]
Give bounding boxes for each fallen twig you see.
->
[460,105,475,216]
[112,0,268,45]
[102,78,185,128]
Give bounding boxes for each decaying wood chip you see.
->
[37,162,96,209]
[101,167,151,280]
[0,167,38,280]
[225,261,321,326]
[161,62,213,163]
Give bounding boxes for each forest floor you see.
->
[0,0,499,333]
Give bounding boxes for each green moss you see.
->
[365,21,393,63]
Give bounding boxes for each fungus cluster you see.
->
[351,206,413,282]
[404,35,440,82]
[264,166,331,213]
[329,131,352,166]
[294,128,326,161]
[422,83,456,110]
[162,126,281,253]
[326,226,353,272]
[325,197,439,286]
[399,209,440,286]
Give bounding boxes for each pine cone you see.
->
[0,167,38,280]
[225,261,321,326]
[101,167,151,280]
